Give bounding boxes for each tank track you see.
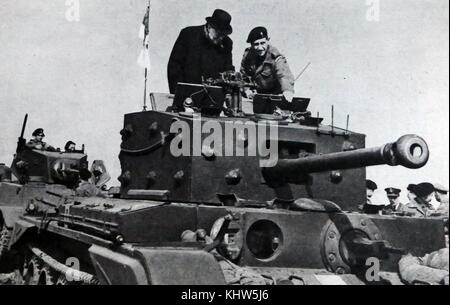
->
[16,246,99,285]
[0,225,12,262]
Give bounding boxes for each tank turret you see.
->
[9,115,88,187]
[118,80,430,211]
[11,150,88,187]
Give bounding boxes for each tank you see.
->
[0,74,446,285]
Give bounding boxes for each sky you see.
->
[0,0,448,205]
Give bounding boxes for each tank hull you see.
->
[1,181,446,285]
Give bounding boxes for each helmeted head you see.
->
[366,179,378,198]
[247,26,270,57]
[65,141,76,152]
[434,183,449,203]
[205,9,232,45]
[32,128,45,141]
[385,187,401,205]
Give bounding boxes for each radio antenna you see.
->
[295,62,311,82]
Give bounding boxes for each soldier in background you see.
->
[434,184,449,209]
[64,141,76,152]
[26,128,56,151]
[75,169,105,198]
[167,9,234,94]
[240,27,295,102]
[433,184,449,241]
[384,187,404,213]
[399,183,435,217]
[0,163,12,182]
[362,179,383,214]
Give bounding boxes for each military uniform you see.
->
[75,181,104,198]
[240,45,295,95]
[434,184,449,218]
[26,139,54,151]
[383,187,404,213]
[383,202,405,214]
[436,199,449,217]
[398,198,433,218]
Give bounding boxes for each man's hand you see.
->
[283,91,294,103]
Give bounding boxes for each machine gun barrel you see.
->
[264,135,429,180]
[16,113,28,153]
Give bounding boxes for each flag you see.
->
[137,3,151,69]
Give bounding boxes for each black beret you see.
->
[366,179,378,191]
[247,26,268,43]
[414,183,435,198]
[32,128,45,137]
[385,187,401,197]
[407,184,417,192]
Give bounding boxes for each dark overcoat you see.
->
[167,25,233,93]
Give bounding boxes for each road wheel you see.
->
[23,257,42,285]
[37,266,58,285]
[0,225,12,261]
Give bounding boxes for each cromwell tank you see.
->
[0,73,446,285]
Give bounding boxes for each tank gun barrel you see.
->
[264,135,429,180]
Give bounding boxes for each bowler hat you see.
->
[247,26,268,43]
[206,9,233,34]
[32,128,45,137]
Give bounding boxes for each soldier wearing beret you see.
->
[167,9,234,94]
[75,169,106,198]
[26,128,56,152]
[434,184,449,205]
[433,183,449,224]
[399,183,435,217]
[240,27,295,102]
[383,187,404,213]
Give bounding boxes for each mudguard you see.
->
[0,206,24,228]
[9,219,36,248]
[134,247,226,285]
[89,245,149,285]
[89,245,226,285]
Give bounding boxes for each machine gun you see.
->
[16,114,28,154]
[204,71,257,116]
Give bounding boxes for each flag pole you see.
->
[142,0,151,111]
[143,67,148,111]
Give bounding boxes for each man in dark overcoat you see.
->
[167,9,234,94]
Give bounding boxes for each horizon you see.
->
[0,0,448,205]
